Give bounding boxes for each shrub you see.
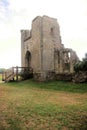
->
[74,53,87,72]
[20,69,33,80]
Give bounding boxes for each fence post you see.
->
[5,71,6,82]
[16,66,18,81]
[12,67,14,81]
[2,72,5,81]
[12,67,14,74]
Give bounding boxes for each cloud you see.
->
[0,0,10,20]
[0,0,87,68]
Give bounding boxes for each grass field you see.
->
[0,74,2,81]
[0,79,87,130]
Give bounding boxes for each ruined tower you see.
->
[21,15,78,81]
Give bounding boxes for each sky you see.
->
[0,0,87,68]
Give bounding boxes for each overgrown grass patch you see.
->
[6,79,87,93]
[0,80,87,129]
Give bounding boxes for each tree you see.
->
[0,68,5,74]
[74,53,87,72]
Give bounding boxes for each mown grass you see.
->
[0,79,87,130]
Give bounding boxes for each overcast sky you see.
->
[0,0,87,68]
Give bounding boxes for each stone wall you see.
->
[42,16,64,73]
[72,71,87,83]
[56,73,73,81]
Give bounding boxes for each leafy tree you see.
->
[0,68,5,74]
[74,53,87,72]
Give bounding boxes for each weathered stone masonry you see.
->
[21,15,78,81]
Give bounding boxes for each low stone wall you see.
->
[33,71,87,83]
[34,72,73,81]
[56,73,73,81]
[72,71,87,83]
[33,71,55,81]
[33,73,44,82]
[46,72,55,80]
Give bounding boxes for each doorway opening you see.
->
[25,51,31,67]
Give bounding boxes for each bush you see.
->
[74,53,87,72]
[20,69,33,80]
[0,68,5,74]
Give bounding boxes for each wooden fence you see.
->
[2,66,33,82]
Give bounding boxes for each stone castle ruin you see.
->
[21,15,78,81]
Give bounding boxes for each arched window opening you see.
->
[50,27,55,36]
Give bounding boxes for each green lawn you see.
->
[0,80,87,130]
